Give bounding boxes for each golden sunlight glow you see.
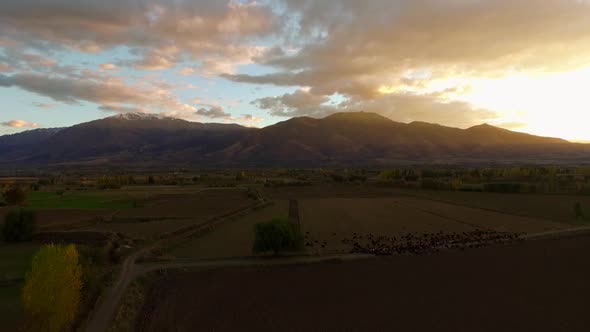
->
[379,67,590,141]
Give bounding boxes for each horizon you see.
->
[0,110,578,143]
[2,1,590,142]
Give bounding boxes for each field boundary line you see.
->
[83,198,268,332]
[395,190,563,224]
[392,199,491,230]
[523,226,590,240]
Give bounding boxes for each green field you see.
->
[167,200,289,259]
[26,191,135,210]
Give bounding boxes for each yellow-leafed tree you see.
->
[22,244,83,332]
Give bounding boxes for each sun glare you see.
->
[379,67,590,141]
[460,67,590,141]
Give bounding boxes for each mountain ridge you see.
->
[0,111,585,166]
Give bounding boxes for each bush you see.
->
[246,187,263,201]
[421,179,451,191]
[2,209,37,242]
[484,182,522,193]
[575,202,584,219]
[253,218,303,255]
[22,244,82,332]
[2,186,26,205]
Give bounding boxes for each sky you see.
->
[1,0,590,141]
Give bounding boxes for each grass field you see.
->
[25,191,136,210]
[167,200,289,259]
[80,189,254,240]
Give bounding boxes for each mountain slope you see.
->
[219,112,573,164]
[0,111,586,166]
[0,128,63,161]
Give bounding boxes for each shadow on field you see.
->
[137,235,590,332]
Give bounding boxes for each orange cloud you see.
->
[1,120,40,128]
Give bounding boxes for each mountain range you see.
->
[1,112,589,167]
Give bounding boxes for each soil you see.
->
[137,235,590,332]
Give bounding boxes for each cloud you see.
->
[100,63,118,71]
[253,89,336,117]
[195,105,231,119]
[0,72,195,114]
[253,87,498,128]
[0,63,13,72]
[226,0,590,126]
[1,120,40,128]
[32,102,56,109]
[239,113,264,127]
[98,105,150,114]
[0,0,278,73]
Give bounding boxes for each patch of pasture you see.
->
[167,200,289,259]
[79,218,198,240]
[115,188,252,220]
[26,191,135,210]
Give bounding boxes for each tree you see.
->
[575,202,584,219]
[2,186,26,205]
[253,218,304,255]
[22,244,83,332]
[2,209,37,242]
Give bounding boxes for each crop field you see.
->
[79,188,254,239]
[0,208,107,231]
[393,189,590,224]
[299,196,568,254]
[26,191,136,210]
[114,188,251,220]
[136,235,590,332]
[167,200,289,259]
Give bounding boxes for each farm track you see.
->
[85,190,590,332]
[83,199,267,332]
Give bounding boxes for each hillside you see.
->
[0,112,587,166]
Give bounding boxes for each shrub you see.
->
[22,244,83,332]
[484,182,522,193]
[246,187,263,201]
[2,209,37,242]
[575,202,584,219]
[2,186,26,205]
[253,218,304,255]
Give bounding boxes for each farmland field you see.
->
[167,200,289,259]
[79,188,254,239]
[392,189,590,224]
[298,196,568,254]
[26,191,136,210]
[136,235,590,332]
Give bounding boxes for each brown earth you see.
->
[299,197,567,254]
[137,235,590,332]
[115,188,251,219]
